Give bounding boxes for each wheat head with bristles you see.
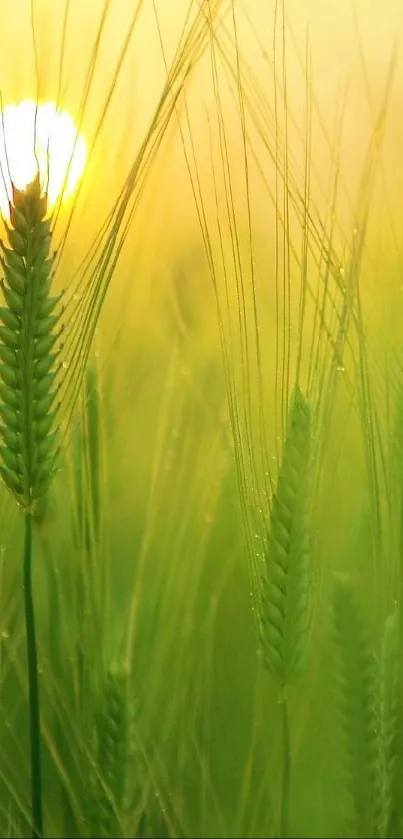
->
[258,385,313,838]
[0,171,64,837]
[379,610,403,838]
[259,385,312,688]
[331,576,383,838]
[0,174,61,513]
[91,665,131,838]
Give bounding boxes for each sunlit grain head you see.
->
[0,99,87,219]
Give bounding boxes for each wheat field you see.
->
[0,0,402,837]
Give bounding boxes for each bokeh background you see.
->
[0,1,401,836]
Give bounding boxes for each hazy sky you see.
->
[1,0,399,131]
[0,0,401,249]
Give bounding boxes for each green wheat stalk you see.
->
[0,175,62,838]
[259,385,312,838]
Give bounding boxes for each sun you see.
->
[0,99,87,219]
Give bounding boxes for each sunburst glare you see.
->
[0,99,87,218]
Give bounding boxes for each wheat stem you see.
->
[280,693,291,839]
[0,174,61,839]
[23,511,43,839]
[258,386,312,838]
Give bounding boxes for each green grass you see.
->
[0,0,402,837]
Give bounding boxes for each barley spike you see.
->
[259,385,312,687]
[0,174,62,511]
[332,577,382,838]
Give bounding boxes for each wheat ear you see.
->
[259,385,312,838]
[331,576,382,838]
[0,175,61,510]
[0,174,62,838]
[91,666,131,838]
[259,385,312,685]
[379,610,403,838]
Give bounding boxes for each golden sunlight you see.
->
[0,99,87,218]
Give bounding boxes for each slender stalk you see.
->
[280,692,291,839]
[23,511,43,839]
